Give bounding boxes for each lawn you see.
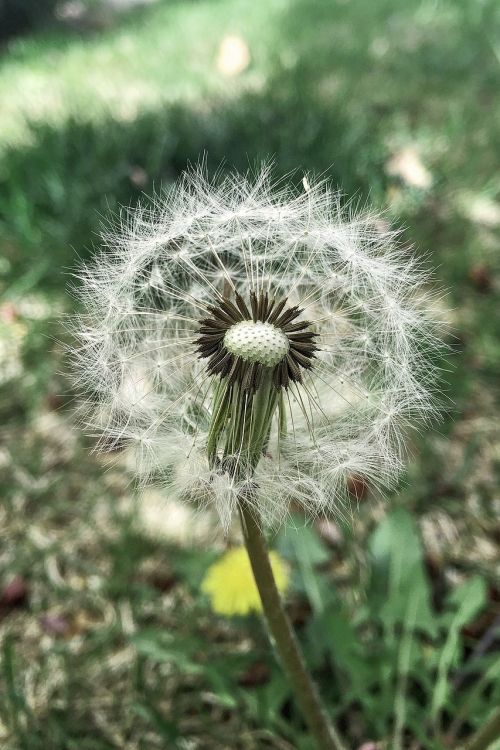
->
[0,1,499,748]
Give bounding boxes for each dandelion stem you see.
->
[239,500,346,750]
[459,707,500,750]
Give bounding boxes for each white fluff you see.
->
[70,164,444,531]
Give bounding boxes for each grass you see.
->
[0,0,290,148]
[1,0,500,748]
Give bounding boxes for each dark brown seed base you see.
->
[195,290,318,391]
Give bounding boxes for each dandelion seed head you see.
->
[70,163,445,532]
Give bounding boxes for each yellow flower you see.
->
[201,546,289,616]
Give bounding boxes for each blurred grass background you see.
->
[0,1,499,748]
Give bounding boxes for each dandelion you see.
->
[71,164,443,750]
[201,546,289,616]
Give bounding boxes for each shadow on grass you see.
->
[0,63,388,295]
[0,0,180,45]
[0,0,58,42]
[2,0,500,294]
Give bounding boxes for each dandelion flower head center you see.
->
[196,289,318,392]
[224,320,289,367]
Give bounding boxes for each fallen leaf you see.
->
[216,35,250,77]
[386,145,432,189]
[238,660,270,687]
[468,264,493,293]
[464,196,500,228]
[0,577,29,610]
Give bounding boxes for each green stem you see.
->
[239,500,347,750]
[460,707,500,750]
